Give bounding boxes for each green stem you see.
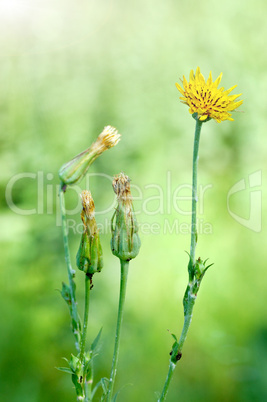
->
[159,362,176,401]
[190,119,202,264]
[178,296,195,351]
[106,260,129,402]
[80,274,91,364]
[158,119,203,402]
[80,274,91,402]
[59,185,80,350]
[159,296,195,401]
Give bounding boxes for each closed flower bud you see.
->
[76,191,103,275]
[194,257,205,280]
[111,173,141,261]
[193,257,213,283]
[59,126,120,186]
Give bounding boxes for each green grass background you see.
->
[1,0,267,401]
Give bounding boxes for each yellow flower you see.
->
[176,67,243,123]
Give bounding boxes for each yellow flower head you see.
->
[176,67,243,123]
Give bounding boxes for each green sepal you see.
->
[58,148,96,186]
[76,230,103,275]
[76,231,90,272]
[58,354,83,380]
[192,112,211,123]
[194,257,214,282]
[194,258,206,280]
[111,205,141,261]
[69,354,82,375]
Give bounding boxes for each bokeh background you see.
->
[1,0,267,401]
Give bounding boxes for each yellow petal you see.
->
[224,85,237,95]
[207,71,213,86]
[183,75,188,87]
[213,72,223,88]
[228,94,242,102]
[227,100,243,111]
[176,67,243,123]
[175,82,184,95]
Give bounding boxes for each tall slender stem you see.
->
[106,260,129,402]
[190,119,202,264]
[59,185,79,349]
[158,119,203,402]
[159,362,176,401]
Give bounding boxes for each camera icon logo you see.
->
[227,170,262,233]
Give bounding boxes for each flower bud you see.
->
[194,257,206,280]
[59,126,120,186]
[193,257,213,283]
[76,191,103,275]
[111,173,141,261]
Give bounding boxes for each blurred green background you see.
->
[1,0,267,401]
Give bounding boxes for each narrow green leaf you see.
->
[91,327,103,351]
[56,367,73,374]
[61,282,71,304]
[185,251,194,280]
[101,377,109,394]
[205,263,214,271]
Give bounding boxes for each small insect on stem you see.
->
[169,350,182,361]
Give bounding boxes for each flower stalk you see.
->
[159,118,211,401]
[106,173,141,402]
[76,190,103,401]
[74,273,93,402]
[190,118,202,264]
[58,127,120,401]
[59,184,81,350]
[158,66,243,400]
[106,260,129,402]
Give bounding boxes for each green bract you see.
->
[76,190,103,275]
[110,173,141,261]
[76,230,103,275]
[111,202,141,261]
[59,126,120,186]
